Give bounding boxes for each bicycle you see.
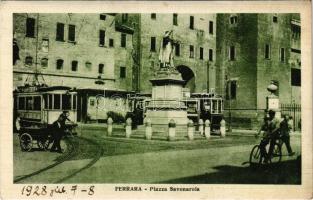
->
[249,135,282,166]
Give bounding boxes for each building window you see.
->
[209,21,214,34]
[280,48,285,62]
[99,30,105,47]
[209,49,213,61]
[122,14,128,22]
[100,14,106,20]
[56,59,63,70]
[151,13,156,20]
[190,16,194,30]
[68,24,76,42]
[120,67,126,78]
[199,47,204,60]
[273,16,278,23]
[25,56,33,66]
[71,60,78,71]
[150,37,156,52]
[230,16,238,24]
[121,33,126,48]
[189,45,194,58]
[265,44,271,59]
[85,61,92,71]
[229,46,235,61]
[175,43,180,56]
[226,80,237,100]
[26,18,35,37]
[98,64,104,74]
[109,39,114,47]
[291,24,301,39]
[56,23,65,41]
[41,58,48,68]
[291,68,301,86]
[41,38,49,53]
[173,13,178,25]
[291,48,301,53]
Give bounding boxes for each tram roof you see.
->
[37,86,73,92]
[15,85,75,93]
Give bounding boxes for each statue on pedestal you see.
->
[158,30,175,71]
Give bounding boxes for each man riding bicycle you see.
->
[256,110,281,163]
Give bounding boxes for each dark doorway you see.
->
[176,65,195,93]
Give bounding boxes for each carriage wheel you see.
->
[20,133,33,152]
[249,145,262,166]
[38,139,50,150]
[45,136,53,150]
[270,143,282,164]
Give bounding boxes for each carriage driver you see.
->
[50,111,72,153]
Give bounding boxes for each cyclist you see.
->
[256,110,281,163]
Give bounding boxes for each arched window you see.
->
[56,59,64,70]
[71,60,78,71]
[85,61,92,71]
[98,64,104,74]
[25,56,33,66]
[41,58,48,68]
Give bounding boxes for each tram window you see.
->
[54,94,61,109]
[43,94,48,109]
[212,100,218,113]
[62,94,71,110]
[73,94,77,110]
[218,100,222,113]
[26,97,33,110]
[48,94,53,109]
[18,97,25,110]
[33,96,41,111]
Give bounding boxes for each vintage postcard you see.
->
[0,1,312,199]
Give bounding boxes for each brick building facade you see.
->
[13,13,301,127]
[216,13,301,129]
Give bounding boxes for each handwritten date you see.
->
[21,185,95,197]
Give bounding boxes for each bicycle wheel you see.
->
[270,143,282,164]
[249,145,262,165]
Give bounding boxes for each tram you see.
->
[14,85,77,151]
[189,93,224,131]
[126,92,224,131]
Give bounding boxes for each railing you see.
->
[281,103,301,131]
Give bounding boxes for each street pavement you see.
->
[13,129,301,184]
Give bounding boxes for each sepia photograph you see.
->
[12,12,302,184]
[0,1,311,199]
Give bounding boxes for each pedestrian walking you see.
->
[50,116,64,153]
[280,115,295,156]
[50,111,71,153]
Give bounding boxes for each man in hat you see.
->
[50,111,72,153]
[280,114,295,156]
[259,110,280,163]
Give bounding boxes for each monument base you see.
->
[145,109,188,137]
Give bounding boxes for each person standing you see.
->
[50,116,64,153]
[259,110,280,163]
[280,115,295,156]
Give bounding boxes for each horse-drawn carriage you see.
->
[14,85,77,151]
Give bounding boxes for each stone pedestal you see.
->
[145,69,188,137]
[266,94,281,119]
